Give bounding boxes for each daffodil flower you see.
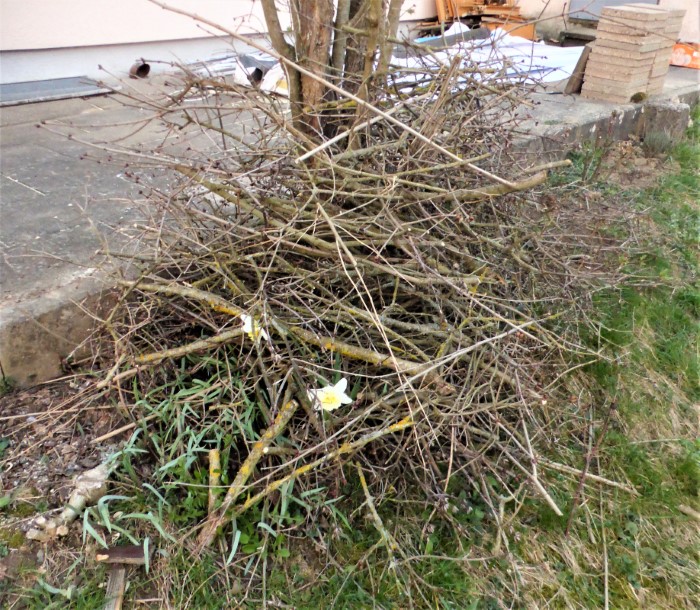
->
[307,378,353,412]
[240,313,269,342]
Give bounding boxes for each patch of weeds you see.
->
[17,111,697,609]
[275,520,484,609]
[501,107,700,609]
[23,577,106,609]
[0,375,16,396]
[157,548,242,608]
[674,439,700,497]
[7,559,107,610]
[0,438,9,459]
[642,130,674,158]
[578,109,699,604]
[567,140,613,184]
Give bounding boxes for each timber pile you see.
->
[435,0,535,40]
[436,0,520,21]
[581,4,685,103]
[96,33,617,560]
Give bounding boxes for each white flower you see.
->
[240,313,269,342]
[307,378,353,412]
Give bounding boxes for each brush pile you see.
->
[102,50,589,553]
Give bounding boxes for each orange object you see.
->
[670,42,700,69]
[481,18,536,41]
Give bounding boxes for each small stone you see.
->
[26,528,48,542]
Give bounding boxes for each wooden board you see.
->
[481,18,536,41]
[564,43,592,94]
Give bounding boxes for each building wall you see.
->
[2,0,696,85]
[0,0,279,50]
[658,0,700,43]
[0,0,435,84]
[0,0,436,52]
[0,0,286,83]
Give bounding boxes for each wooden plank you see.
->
[564,43,592,94]
[585,64,652,79]
[592,39,661,56]
[436,0,449,23]
[103,566,126,610]
[586,57,653,72]
[581,81,645,97]
[600,6,666,21]
[584,67,651,83]
[583,73,649,88]
[597,22,656,37]
[580,90,634,103]
[596,32,669,53]
[95,544,148,565]
[586,52,655,68]
[481,18,536,41]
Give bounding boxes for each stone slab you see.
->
[601,5,668,21]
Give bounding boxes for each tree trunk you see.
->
[291,0,334,136]
[377,0,403,79]
[262,0,392,138]
[331,0,352,83]
[343,0,370,94]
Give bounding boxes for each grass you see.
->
[264,109,699,607]
[520,107,699,608]
[3,111,698,609]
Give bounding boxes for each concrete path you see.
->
[0,68,698,386]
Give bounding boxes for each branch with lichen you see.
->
[233,415,415,517]
[197,399,300,550]
[118,278,451,389]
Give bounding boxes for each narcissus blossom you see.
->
[240,313,269,342]
[307,378,353,412]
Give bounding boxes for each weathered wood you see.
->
[103,566,126,610]
[566,43,593,95]
[96,544,148,565]
[291,0,334,135]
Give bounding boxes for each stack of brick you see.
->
[581,4,686,103]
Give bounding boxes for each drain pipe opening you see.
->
[129,62,151,79]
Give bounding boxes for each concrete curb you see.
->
[0,270,117,386]
[516,88,699,160]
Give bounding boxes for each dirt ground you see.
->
[0,381,122,590]
[599,138,680,189]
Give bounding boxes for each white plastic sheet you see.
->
[391,23,585,87]
[227,24,585,96]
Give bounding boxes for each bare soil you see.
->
[0,382,120,595]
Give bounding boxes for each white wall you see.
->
[0,0,283,50]
[658,0,700,43]
[0,0,437,52]
[402,0,439,20]
[0,37,266,85]
[0,0,439,85]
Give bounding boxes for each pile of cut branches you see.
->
[94,39,603,565]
